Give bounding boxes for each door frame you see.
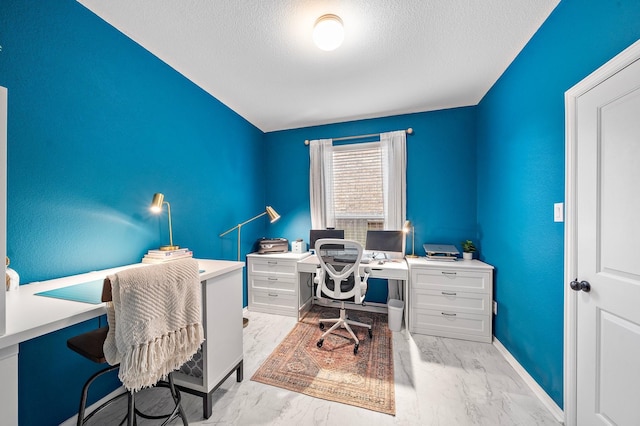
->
[563,38,640,426]
[0,86,6,337]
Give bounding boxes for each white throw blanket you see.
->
[103,258,204,392]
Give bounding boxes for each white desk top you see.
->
[297,254,408,280]
[405,257,494,271]
[0,259,244,350]
[247,252,311,261]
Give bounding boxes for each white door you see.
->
[565,41,640,426]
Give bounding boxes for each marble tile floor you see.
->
[73,310,563,426]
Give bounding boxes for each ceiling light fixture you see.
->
[313,14,344,51]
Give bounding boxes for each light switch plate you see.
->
[554,203,564,222]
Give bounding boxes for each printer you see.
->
[257,237,289,254]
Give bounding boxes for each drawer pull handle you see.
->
[268,293,278,297]
[441,312,457,317]
[441,272,457,276]
[441,291,457,296]
[267,261,278,265]
[268,277,278,281]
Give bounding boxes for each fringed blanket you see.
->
[103,258,204,392]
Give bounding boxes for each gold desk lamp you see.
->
[404,220,418,258]
[220,206,281,328]
[219,206,280,261]
[150,193,179,251]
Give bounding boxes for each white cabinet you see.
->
[172,260,244,419]
[247,252,310,317]
[0,87,11,425]
[407,258,494,343]
[0,346,17,426]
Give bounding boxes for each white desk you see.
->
[406,257,494,343]
[246,252,311,318]
[297,254,410,326]
[0,258,244,426]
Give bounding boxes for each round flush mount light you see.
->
[312,14,344,51]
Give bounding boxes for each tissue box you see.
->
[291,240,306,253]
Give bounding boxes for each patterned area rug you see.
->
[251,305,395,415]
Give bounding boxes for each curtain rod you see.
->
[304,127,413,146]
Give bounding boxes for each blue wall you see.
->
[4,0,640,423]
[264,107,479,256]
[1,1,265,424]
[264,108,478,304]
[477,0,640,407]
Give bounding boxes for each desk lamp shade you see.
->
[150,192,179,251]
[265,206,280,223]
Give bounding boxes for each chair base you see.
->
[317,302,372,354]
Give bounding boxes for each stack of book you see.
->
[142,248,193,264]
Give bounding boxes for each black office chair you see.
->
[67,259,203,425]
[314,238,372,354]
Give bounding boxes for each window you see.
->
[309,130,407,246]
[332,142,384,245]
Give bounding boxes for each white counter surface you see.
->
[0,258,244,349]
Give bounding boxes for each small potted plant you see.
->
[461,240,476,260]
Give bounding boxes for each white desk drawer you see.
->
[249,289,297,316]
[411,288,491,316]
[411,269,490,293]
[368,266,408,280]
[249,276,296,293]
[249,258,297,278]
[410,309,491,343]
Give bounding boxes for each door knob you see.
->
[570,279,591,293]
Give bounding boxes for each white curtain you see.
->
[380,130,407,230]
[380,130,407,302]
[309,139,334,229]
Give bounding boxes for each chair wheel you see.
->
[319,322,325,330]
[368,329,373,338]
[317,339,324,348]
[354,343,359,354]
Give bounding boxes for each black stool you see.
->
[66,326,125,425]
[67,277,189,425]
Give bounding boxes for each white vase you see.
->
[6,267,19,291]
[462,252,473,260]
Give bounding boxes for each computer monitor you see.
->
[365,230,404,259]
[309,229,345,251]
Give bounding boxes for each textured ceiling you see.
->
[77,0,560,132]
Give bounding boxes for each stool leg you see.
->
[76,364,120,426]
[167,373,188,426]
[127,391,135,426]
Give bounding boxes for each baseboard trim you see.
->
[493,338,565,424]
